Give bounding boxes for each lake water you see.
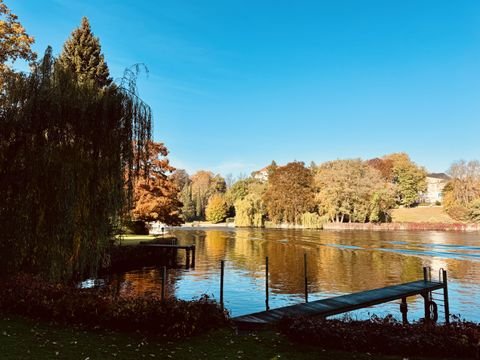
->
[105,228,480,322]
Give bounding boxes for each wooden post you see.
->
[220,260,225,310]
[400,297,408,324]
[161,266,167,302]
[265,256,270,311]
[423,266,429,282]
[422,290,431,324]
[423,267,430,323]
[186,248,190,268]
[304,253,308,303]
[191,245,196,268]
[443,269,450,324]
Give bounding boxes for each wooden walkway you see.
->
[140,243,194,250]
[139,243,196,267]
[233,277,448,329]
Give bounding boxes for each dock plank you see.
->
[139,243,194,250]
[233,280,444,328]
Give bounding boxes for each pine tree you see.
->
[58,17,111,87]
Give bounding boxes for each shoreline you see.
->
[174,221,480,232]
[322,222,480,232]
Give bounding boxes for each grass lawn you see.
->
[115,234,176,246]
[0,316,404,360]
[391,206,456,223]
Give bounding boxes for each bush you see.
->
[300,212,326,229]
[0,274,229,338]
[446,205,470,221]
[279,315,480,358]
[468,199,480,223]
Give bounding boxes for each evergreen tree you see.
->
[58,17,111,87]
[180,184,196,221]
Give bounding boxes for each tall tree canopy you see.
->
[58,17,111,87]
[0,0,35,75]
[0,48,151,281]
[384,153,427,207]
[189,171,226,219]
[170,169,190,191]
[205,194,228,223]
[367,157,394,181]
[443,160,480,221]
[263,161,315,224]
[234,180,266,227]
[132,142,183,226]
[314,159,395,223]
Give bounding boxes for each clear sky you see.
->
[13,0,480,176]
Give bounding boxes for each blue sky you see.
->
[13,0,480,176]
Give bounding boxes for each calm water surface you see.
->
[104,229,480,322]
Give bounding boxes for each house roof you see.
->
[427,173,450,180]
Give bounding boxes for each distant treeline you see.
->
[170,155,480,227]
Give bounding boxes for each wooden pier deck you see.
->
[233,279,447,329]
[140,243,194,250]
[139,243,196,267]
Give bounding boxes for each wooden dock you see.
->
[139,243,196,267]
[233,268,449,329]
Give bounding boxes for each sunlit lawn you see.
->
[391,206,456,223]
[0,316,404,360]
[115,234,175,245]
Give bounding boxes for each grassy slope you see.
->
[0,316,402,360]
[391,206,456,223]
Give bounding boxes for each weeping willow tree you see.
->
[0,48,151,281]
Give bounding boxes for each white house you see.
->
[251,166,270,182]
[423,173,450,204]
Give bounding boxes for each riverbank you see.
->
[323,222,480,231]
[180,222,480,232]
[0,316,397,360]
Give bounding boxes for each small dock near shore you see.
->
[139,242,196,268]
[232,267,449,329]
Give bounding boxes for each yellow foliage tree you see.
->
[0,0,36,74]
[205,194,227,224]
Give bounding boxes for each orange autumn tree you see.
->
[132,141,183,226]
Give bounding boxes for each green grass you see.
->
[115,234,176,245]
[0,316,403,360]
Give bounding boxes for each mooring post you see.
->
[400,297,408,324]
[265,256,270,311]
[161,266,167,302]
[186,248,191,268]
[442,269,450,324]
[191,245,196,268]
[422,267,431,323]
[423,266,429,282]
[304,253,308,303]
[220,260,225,310]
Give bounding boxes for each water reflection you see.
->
[102,229,480,321]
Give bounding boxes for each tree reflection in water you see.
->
[101,229,480,321]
